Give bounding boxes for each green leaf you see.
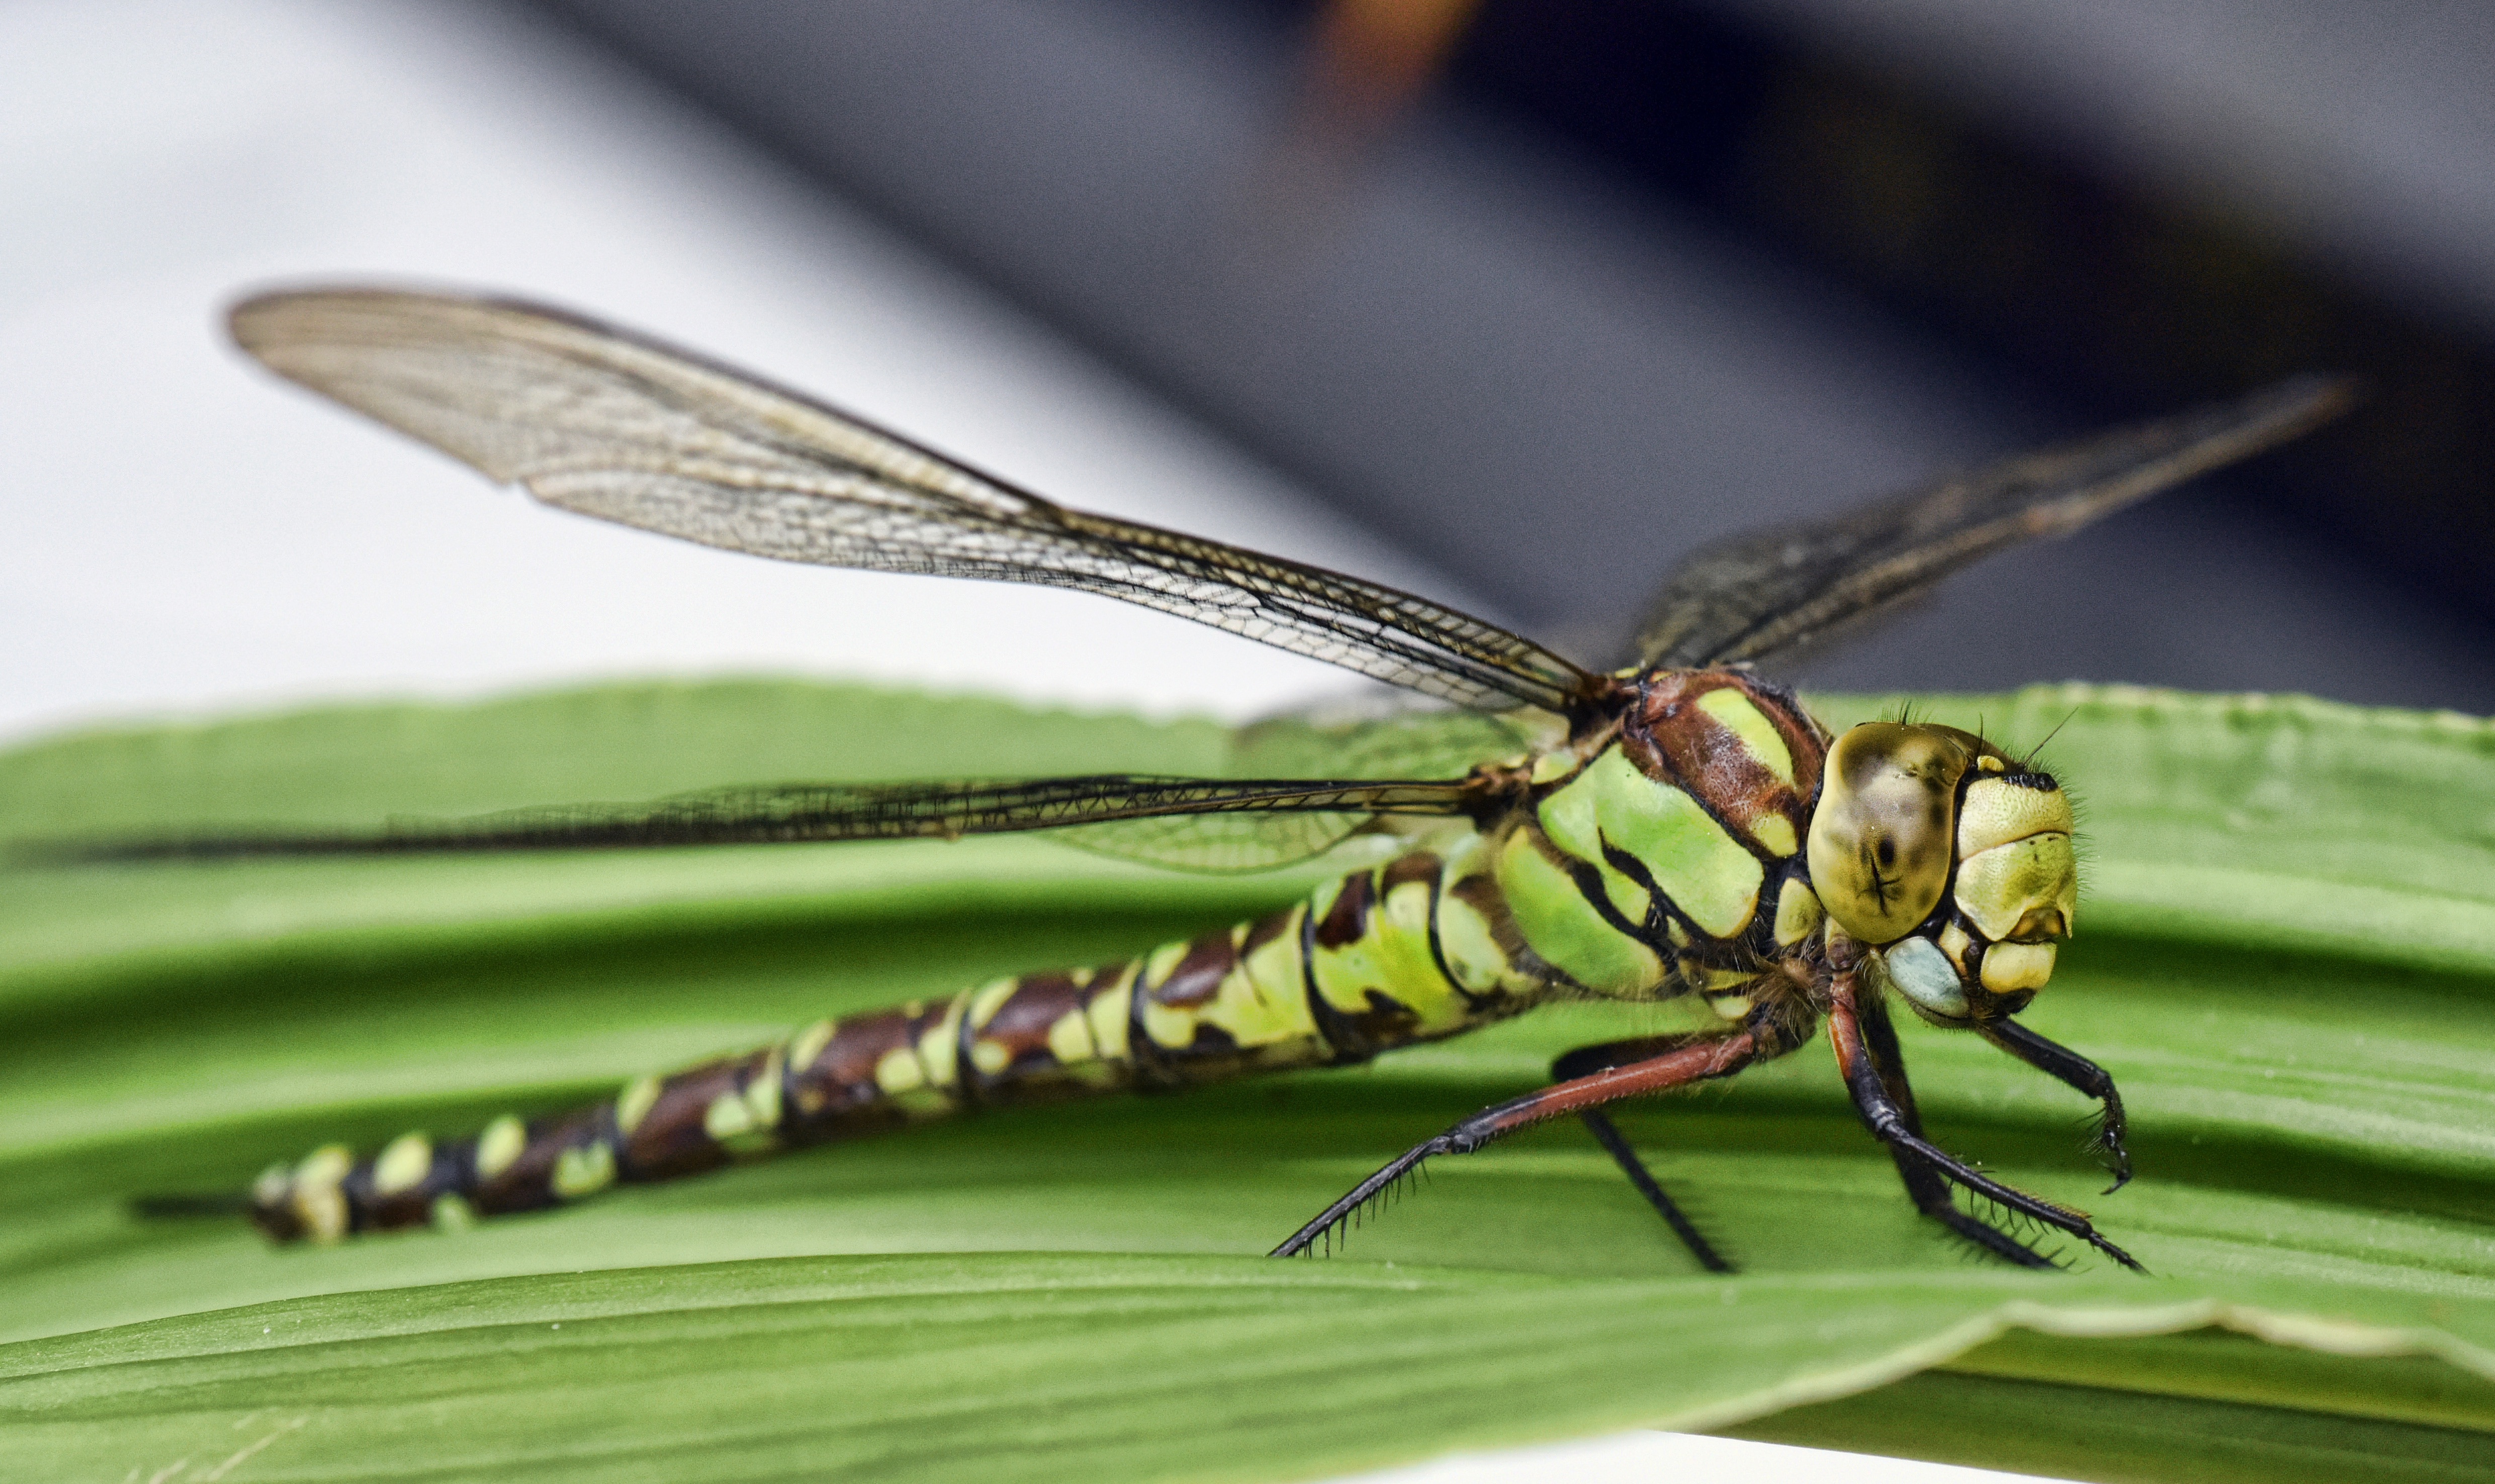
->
[2,679,2491,1482]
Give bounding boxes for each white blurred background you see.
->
[2,0,1469,743]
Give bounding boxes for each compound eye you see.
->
[1806,723,1968,944]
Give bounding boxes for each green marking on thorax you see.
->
[1697,687,1796,785]
[1538,746,1765,941]
[1493,824,1663,997]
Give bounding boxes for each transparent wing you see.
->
[66,774,1486,861]
[232,289,1601,715]
[58,697,1529,873]
[1049,811,1382,874]
[1049,699,1548,872]
[1223,698,1548,781]
[1629,376,2356,671]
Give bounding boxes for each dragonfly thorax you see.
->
[1488,671,1827,1002]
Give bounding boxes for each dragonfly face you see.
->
[1807,721,2077,1028]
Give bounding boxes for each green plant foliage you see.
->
[1,679,2489,1481]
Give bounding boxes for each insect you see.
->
[111,289,2348,1271]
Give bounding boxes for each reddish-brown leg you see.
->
[1552,1035,1736,1271]
[1270,1031,1762,1257]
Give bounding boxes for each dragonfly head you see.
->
[1806,722,2076,1028]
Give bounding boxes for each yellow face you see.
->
[1805,722,2077,1026]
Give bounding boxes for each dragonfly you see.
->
[106,288,2349,1272]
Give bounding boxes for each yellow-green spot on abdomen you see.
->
[915,996,968,1092]
[968,975,1028,1070]
[1138,942,1197,1051]
[294,1145,350,1188]
[1434,885,1511,994]
[704,1081,779,1155]
[1241,908,1308,1012]
[614,1075,662,1136]
[289,1144,353,1244]
[1370,871,1472,1036]
[1308,871,1460,1036]
[371,1132,432,1196]
[430,1193,475,1233]
[475,1116,526,1180]
[551,1141,615,1198]
[1046,1008,1096,1064]
[1200,926,1327,1053]
[745,1048,784,1131]
[873,1048,924,1095]
[1431,834,1537,998]
[789,1018,836,1071]
[1085,962,1139,1064]
[966,977,1019,1033]
[788,1020,839,1116]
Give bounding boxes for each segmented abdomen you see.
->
[249,832,1542,1242]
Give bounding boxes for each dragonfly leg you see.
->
[1847,989,2040,1267]
[1551,1036,1734,1271]
[1269,1031,1762,1258]
[1832,984,2144,1273]
[1981,1017,2131,1192]
[1578,1107,1734,1272]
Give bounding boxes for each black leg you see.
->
[1982,1017,2131,1192]
[1272,1031,1763,1257]
[1579,1107,1734,1272]
[1551,1035,1734,1271]
[1851,991,2057,1269]
[1835,987,2144,1273]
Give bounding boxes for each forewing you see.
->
[1223,699,1549,781]
[1058,697,1547,873]
[232,289,1598,714]
[1629,376,2356,670]
[1049,812,1381,874]
[66,775,1483,861]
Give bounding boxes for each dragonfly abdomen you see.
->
[246,834,1546,1243]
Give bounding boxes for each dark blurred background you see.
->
[526,0,2493,709]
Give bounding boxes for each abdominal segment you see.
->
[247,838,1550,1243]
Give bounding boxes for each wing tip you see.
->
[226,283,644,356]
[227,283,410,353]
[2252,369,2364,430]
[227,283,587,364]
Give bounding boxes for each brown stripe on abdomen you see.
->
[783,1008,920,1139]
[1129,908,1334,1084]
[962,969,1132,1104]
